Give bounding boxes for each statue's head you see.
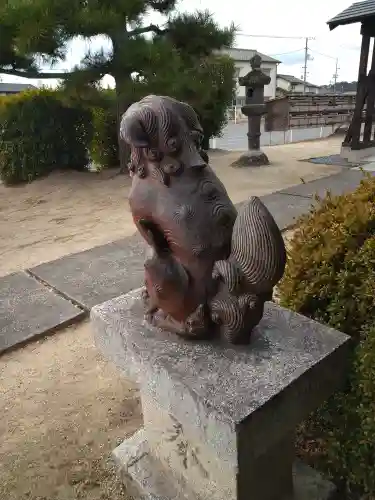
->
[120,95,207,182]
[250,54,262,70]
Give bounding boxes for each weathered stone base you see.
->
[114,430,337,500]
[91,290,349,500]
[232,150,270,167]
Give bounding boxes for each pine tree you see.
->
[0,0,236,166]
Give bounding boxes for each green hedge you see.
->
[58,86,119,170]
[0,78,237,182]
[0,89,91,185]
[278,175,375,497]
[89,106,118,169]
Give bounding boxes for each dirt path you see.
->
[0,138,342,277]
[0,322,142,500]
[0,138,343,499]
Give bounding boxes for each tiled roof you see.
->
[0,83,36,93]
[277,74,319,88]
[219,48,280,64]
[328,0,375,30]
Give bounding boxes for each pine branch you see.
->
[129,24,167,36]
[0,64,109,80]
[0,68,75,79]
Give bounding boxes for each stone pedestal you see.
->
[232,149,270,167]
[91,289,350,500]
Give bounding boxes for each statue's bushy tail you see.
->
[230,196,286,294]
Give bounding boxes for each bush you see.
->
[278,174,375,497]
[0,89,91,185]
[58,85,119,170]
[89,106,118,169]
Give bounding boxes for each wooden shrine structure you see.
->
[264,93,356,132]
[328,1,375,159]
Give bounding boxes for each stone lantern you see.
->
[232,54,270,167]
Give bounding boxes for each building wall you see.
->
[276,77,320,95]
[276,77,291,93]
[234,60,277,105]
[293,83,320,94]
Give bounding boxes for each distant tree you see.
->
[320,81,358,93]
[0,1,235,167]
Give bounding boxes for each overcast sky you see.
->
[1,0,363,88]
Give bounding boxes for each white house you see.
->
[276,74,321,95]
[219,48,280,105]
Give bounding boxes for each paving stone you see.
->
[353,162,375,172]
[235,193,314,230]
[0,271,84,354]
[29,234,146,310]
[280,169,374,199]
[28,193,314,316]
[28,194,306,314]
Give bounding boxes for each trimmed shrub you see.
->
[278,174,375,497]
[0,89,91,185]
[90,106,118,169]
[58,85,120,170]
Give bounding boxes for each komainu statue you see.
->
[120,95,286,344]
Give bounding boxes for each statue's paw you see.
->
[141,286,149,301]
[212,266,221,282]
[223,293,265,344]
[211,311,221,325]
[142,288,157,314]
[144,311,154,324]
[224,326,252,345]
[145,307,168,327]
[213,260,243,295]
[184,304,211,339]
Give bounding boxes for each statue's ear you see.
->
[199,150,209,164]
[120,112,149,148]
[190,129,203,146]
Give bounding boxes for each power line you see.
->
[309,49,340,92]
[236,32,349,93]
[309,48,337,60]
[236,32,316,94]
[237,32,315,40]
[269,48,305,57]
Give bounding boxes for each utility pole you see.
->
[302,37,309,94]
[236,32,315,94]
[332,58,339,93]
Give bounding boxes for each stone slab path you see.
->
[1,167,373,354]
[280,169,369,199]
[0,271,85,354]
[29,235,146,311]
[258,193,314,230]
